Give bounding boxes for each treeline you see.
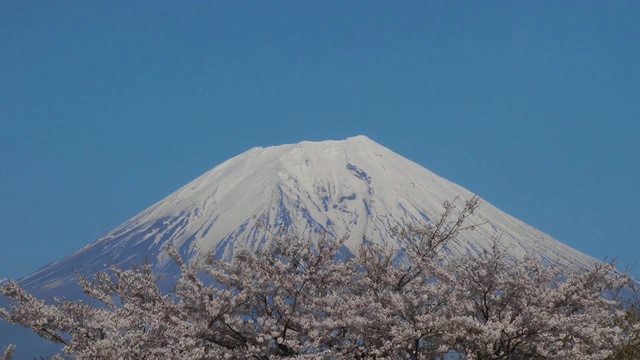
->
[1,197,638,359]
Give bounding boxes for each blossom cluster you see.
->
[0,197,634,359]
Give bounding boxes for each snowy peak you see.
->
[20,136,599,294]
[132,135,463,253]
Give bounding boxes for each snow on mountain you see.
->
[20,135,598,295]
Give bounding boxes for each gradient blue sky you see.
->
[1,1,638,280]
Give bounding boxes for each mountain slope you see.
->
[20,135,598,295]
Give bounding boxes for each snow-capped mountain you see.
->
[20,135,598,296]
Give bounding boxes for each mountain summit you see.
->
[21,135,597,295]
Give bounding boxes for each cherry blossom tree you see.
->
[608,292,640,359]
[441,247,628,359]
[0,345,14,360]
[0,196,634,359]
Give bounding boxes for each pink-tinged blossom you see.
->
[0,197,634,359]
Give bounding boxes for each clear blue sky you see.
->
[1,1,638,280]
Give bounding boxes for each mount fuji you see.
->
[19,135,598,298]
[2,135,607,358]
